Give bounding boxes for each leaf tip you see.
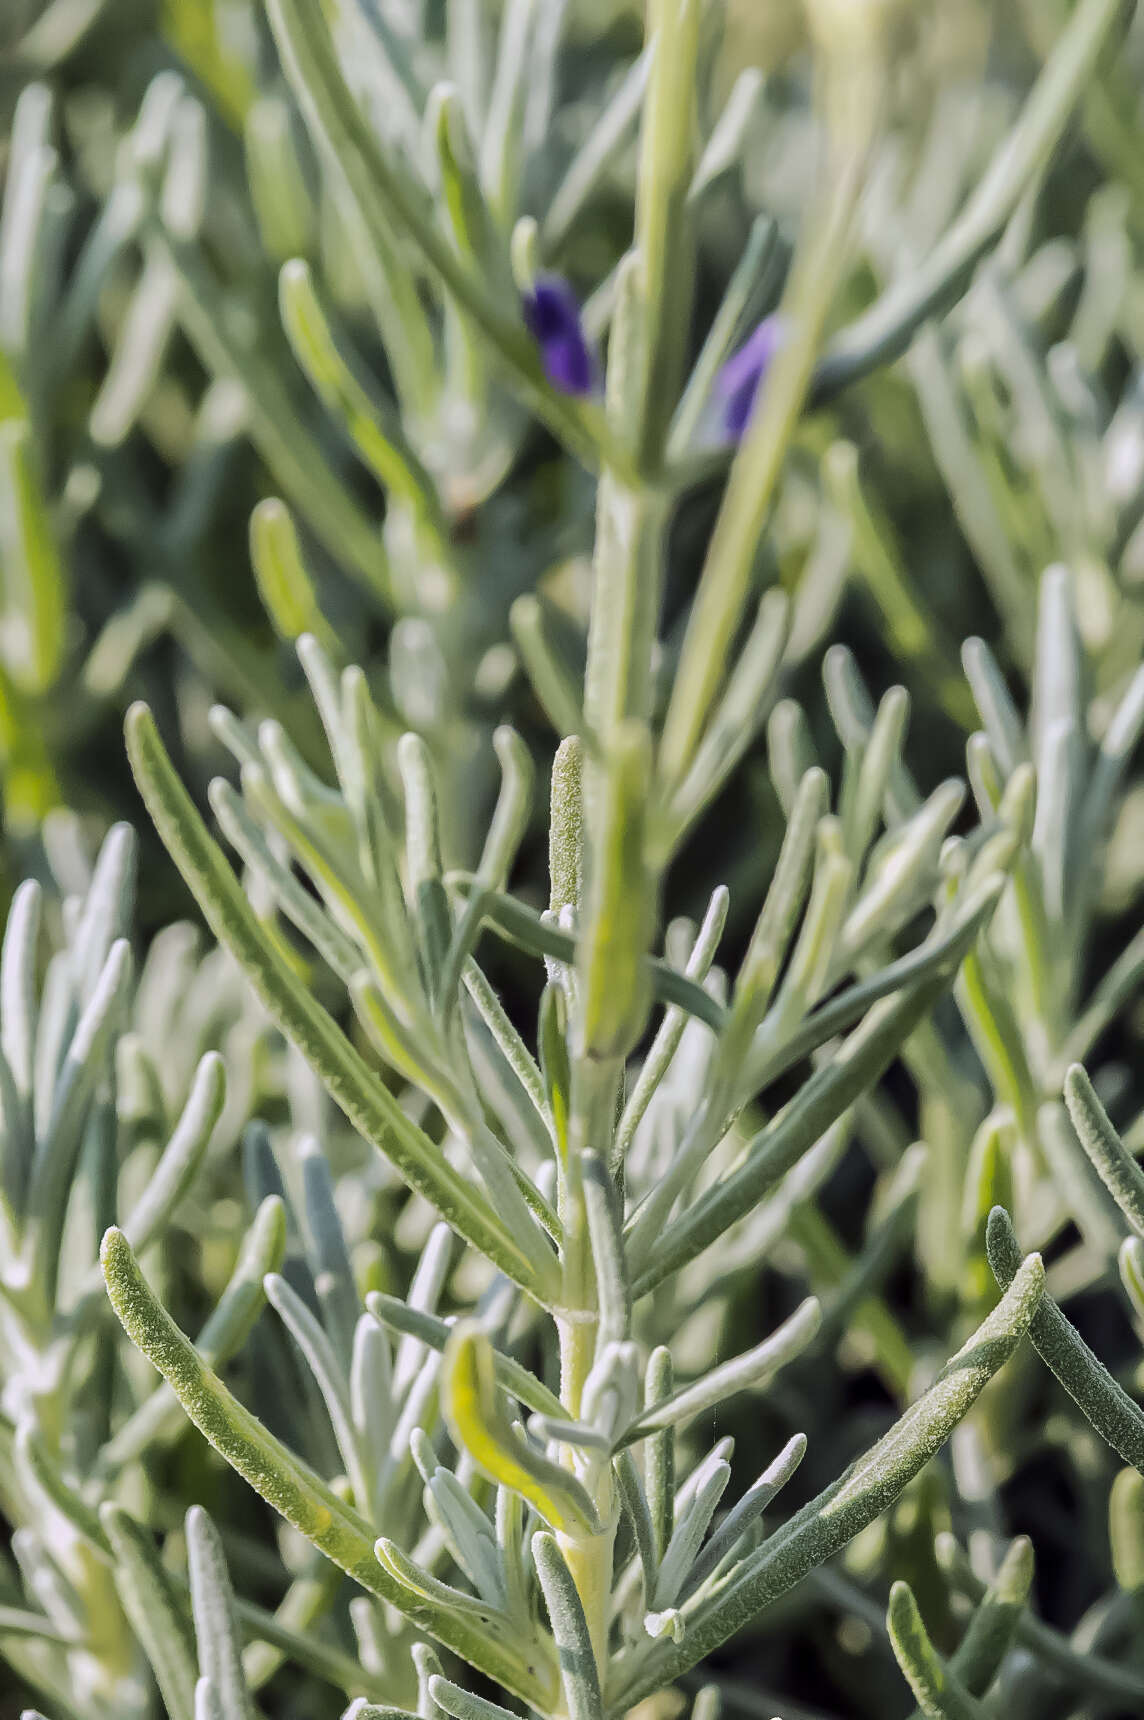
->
[124,699,154,744]
[999,1533,1035,1598]
[100,1224,129,1277]
[1063,1061,1090,1099]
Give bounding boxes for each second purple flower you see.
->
[716,314,784,440]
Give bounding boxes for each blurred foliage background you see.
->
[4,0,1144,1717]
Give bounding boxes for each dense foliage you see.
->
[3,3,1144,1718]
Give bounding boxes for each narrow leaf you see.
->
[616,1300,820,1447]
[122,1052,226,1255]
[186,1507,256,1720]
[533,1531,604,1720]
[428,1677,518,1720]
[888,1580,989,1720]
[1063,1063,1144,1238]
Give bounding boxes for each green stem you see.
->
[582,481,668,747]
[656,58,878,791]
[556,1060,620,1686]
[630,0,701,474]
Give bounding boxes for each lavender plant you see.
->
[5,1,1144,1718]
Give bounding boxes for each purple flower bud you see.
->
[716,314,784,440]
[523,275,595,398]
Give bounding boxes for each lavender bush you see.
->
[3,2,1144,1718]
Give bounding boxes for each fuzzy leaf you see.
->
[533,1532,605,1720]
[1063,1063,1144,1237]
[186,1507,256,1720]
[888,1580,989,1720]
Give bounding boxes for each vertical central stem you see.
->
[554,1055,622,1682]
[583,477,668,747]
[557,1293,617,1680]
[554,9,702,1700]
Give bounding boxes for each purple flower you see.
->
[716,314,784,440]
[523,275,595,397]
